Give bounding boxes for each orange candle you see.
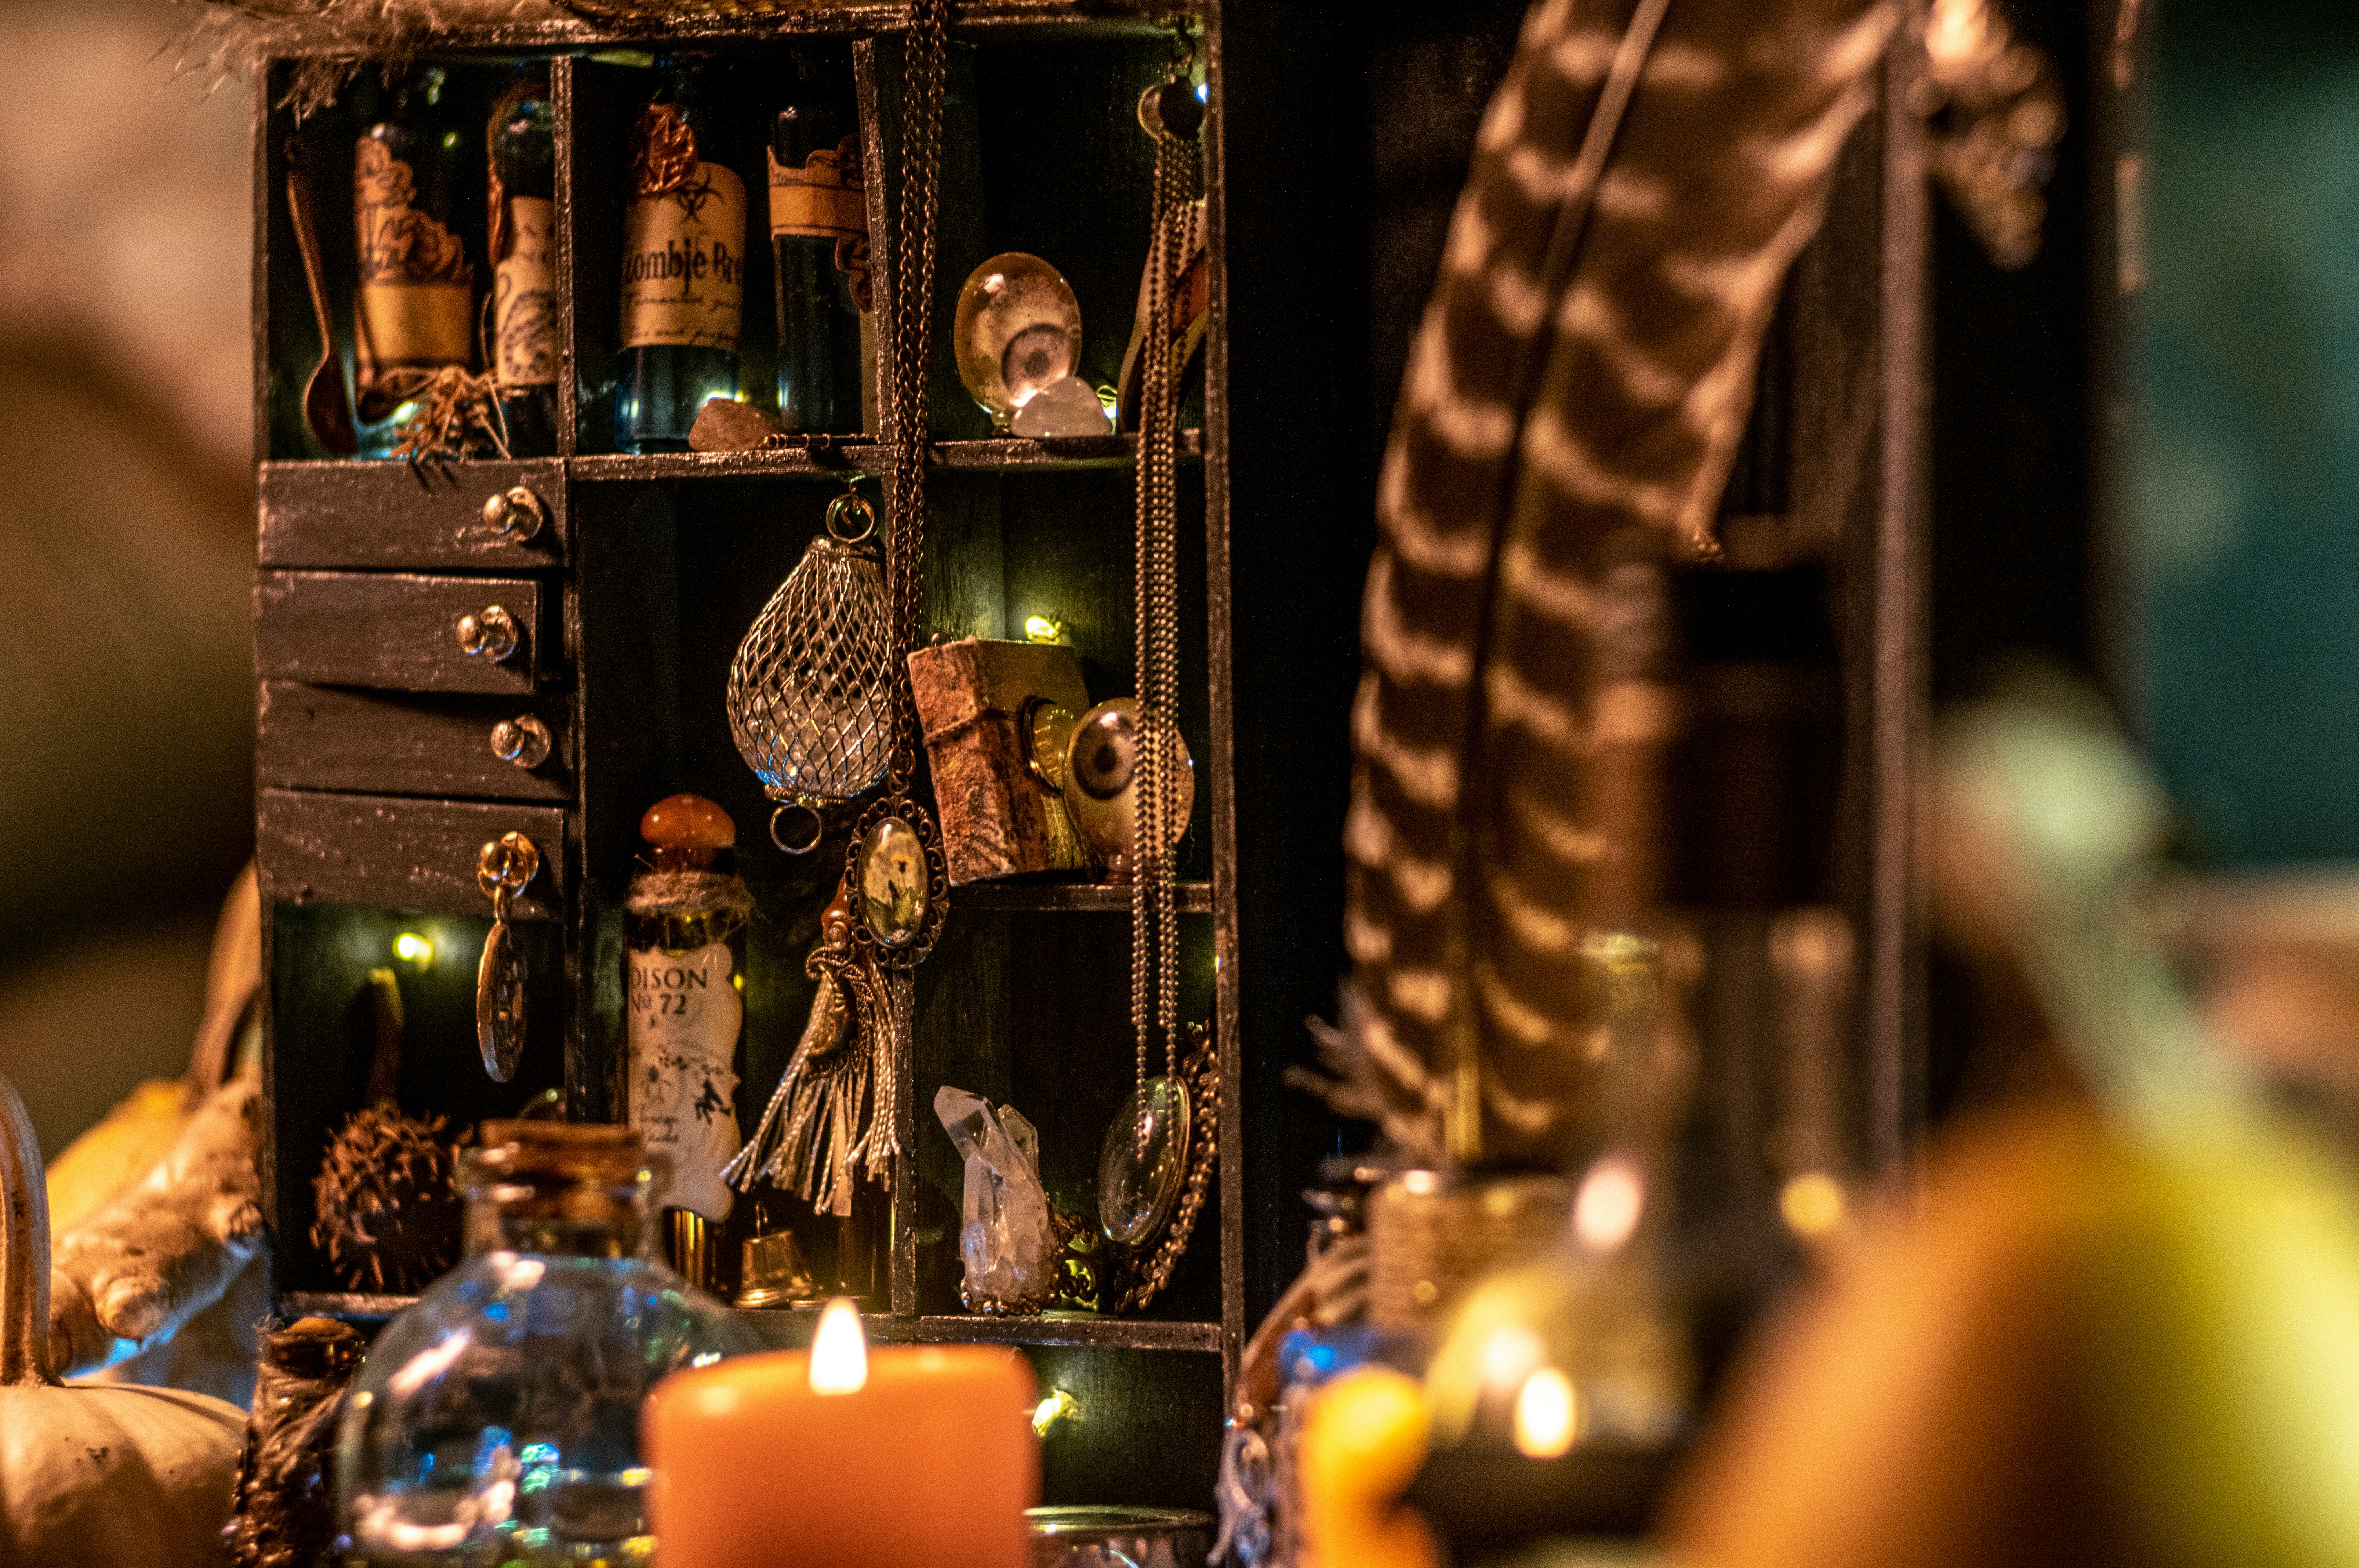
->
[645,1299,1040,1568]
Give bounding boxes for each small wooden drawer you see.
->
[258,460,566,570]
[258,684,572,802]
[258,789,567,920]
[255,571,553,694]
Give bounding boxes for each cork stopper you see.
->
[642,794,736,849]
[467,1120,645,1185]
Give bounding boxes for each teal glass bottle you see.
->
[769,47,869,435]
[489,69,560,457]
[614,56,746,454]
[352,65,474,461]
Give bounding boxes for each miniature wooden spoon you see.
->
[283,143,357,457]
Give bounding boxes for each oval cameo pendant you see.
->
[857,817,930,947]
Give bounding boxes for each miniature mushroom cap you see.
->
[641,793,736,849]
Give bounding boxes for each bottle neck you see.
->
[463,1174,656,1261]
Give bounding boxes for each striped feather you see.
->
[1334,0,1898,1167]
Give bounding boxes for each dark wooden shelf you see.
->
[265,0,1201,58]
[567,446,880,482]
[282,1291,416,1321]
[565,431,1199,483]
[933,430,1203,469]
[283,1291,1220,1353]
[744,1310,1222,1353]
[953,879,1212,913]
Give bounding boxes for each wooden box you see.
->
[910,637,1090,885]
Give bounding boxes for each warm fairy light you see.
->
[1024,615,1065,644]
[1573,1156,1644,1253]
[392,931,434,969]
[1031,1389,1080,1437]
[1512,1368,1579,1458]
[809,1298,869,1395]
[1780,1171,1848,1238]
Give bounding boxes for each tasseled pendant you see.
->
[724,878,904,1216]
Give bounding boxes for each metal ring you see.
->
[770,802,826,855]
[824,490,878,544]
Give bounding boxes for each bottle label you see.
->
[627,941,743,1221]
[493,195,558,387]
[621,105,746,352]
[767,137,865,241]
[352,139,474,378]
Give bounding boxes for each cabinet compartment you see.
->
[267,900,569,1297]
[255,570,556,693]
[258,683,574,801]
[259,460,567,570]
[258,788,568,920]
[262,60,555,463]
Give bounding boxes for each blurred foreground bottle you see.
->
[614,56,745,453]
[353,65,474,459]
[338,1121,760,1566]
[489,69,560,457]
[768,47,870,435]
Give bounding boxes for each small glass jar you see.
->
[339,1120,761,1566]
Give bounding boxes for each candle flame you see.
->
[809,1297,869,1394]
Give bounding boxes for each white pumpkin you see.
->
[0,1069,245,1568]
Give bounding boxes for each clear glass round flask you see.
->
[339,1120,761,1566]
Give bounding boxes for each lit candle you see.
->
[645,1298,1040,1568]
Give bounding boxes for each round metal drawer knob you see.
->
[490,715,552,769]
[456,604,521,663]
[482,485,548,541]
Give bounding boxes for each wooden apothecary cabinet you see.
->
[248,2,1925,1508]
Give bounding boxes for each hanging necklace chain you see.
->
[1132,62,1202,1134]
[885,0,949,798]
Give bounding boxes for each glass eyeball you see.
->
[1061,698,1193,874]
[1070,706,1137,800]
[954,252,1083,431]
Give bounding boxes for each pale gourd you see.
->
[0,1067,245,1568]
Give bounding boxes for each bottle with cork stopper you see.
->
[625,793,754,1289]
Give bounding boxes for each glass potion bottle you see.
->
[768,47,869,435]
[614,55,746,453]
[624,794,752,1287]
[353,65,475,459]
[339,1121,760,1566]
[489,69,560,457]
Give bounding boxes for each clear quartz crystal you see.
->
[339,1123,760,1566]
[1011,374,1113,439]
[934,1085,1055,1303]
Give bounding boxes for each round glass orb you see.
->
[1062,699,1194,873]
[1098,1074,1191,1246]
[954,252,1082,430]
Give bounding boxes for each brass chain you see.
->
[1132,52,1202,1144]
[885,0,949,797]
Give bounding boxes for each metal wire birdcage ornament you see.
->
[727,487,894,853]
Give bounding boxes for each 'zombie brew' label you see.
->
[626,941,743,1220]
[620,104,746,352]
